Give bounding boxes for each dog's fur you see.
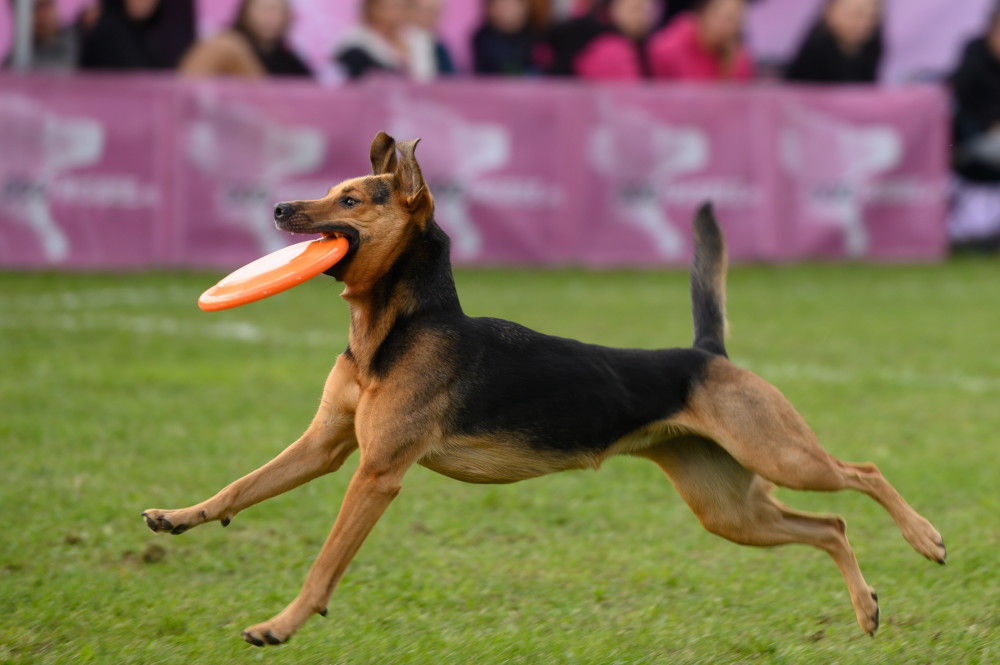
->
[142,132,945,647]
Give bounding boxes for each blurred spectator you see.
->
[785,0,883,83]
[473,0,541,75]
[572,0,658,79]
[547,4,604,75]
[78,0,195,70]
[647,0,753,81]
[528,0,554,28]
[410,0,455,75]
[948,3,1000,250]
[951,3,1000,181]
[4,0,78,71]
[659,0,695,26]
[335,0,438,81]
[179,0,311,78]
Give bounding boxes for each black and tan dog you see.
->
[142,132,945,647]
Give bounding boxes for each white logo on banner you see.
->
[388,93,561,260]
[0,94,104,261]
[185,92,325,253]
[781,108,904,258]
[588,98,758,259]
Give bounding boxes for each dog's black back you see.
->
[447,319,713,454]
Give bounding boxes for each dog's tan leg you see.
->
[142,356,360,534]
[238,381,436,647]
[239,457,407,646]
[683,363,946,565]
[639,437,880,635]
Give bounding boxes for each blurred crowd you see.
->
[6,0,1000,245]
[0,0,923,84]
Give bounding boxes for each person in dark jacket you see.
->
[785,0,883,83]
[472,0,540,75]
[232,0,310,76]
[547,9,605,76]
[78,0,194,70]
[179,0,311,78]
[334,0,438,81]
[951,3,1000,180]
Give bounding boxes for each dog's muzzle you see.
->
[274,202,295,224]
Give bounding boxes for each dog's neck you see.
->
[342,219,461,374]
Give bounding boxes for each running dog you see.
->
[142,131,945,647]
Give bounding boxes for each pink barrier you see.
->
[0,75,948,269]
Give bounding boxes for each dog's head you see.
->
[272,131,434,286]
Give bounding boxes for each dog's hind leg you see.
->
[638,437,881,635]
[142,355,360,534]
[682,362,946,566]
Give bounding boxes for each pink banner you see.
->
[0,75,174,268]
[0,75,948,270]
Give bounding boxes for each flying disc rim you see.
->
[198,236,349,312]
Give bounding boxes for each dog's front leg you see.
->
[142,355,359,534]
[240,457,408,646]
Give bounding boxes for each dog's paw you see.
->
[241,619,296,648]
[854,589,880,637]
[241,604,326,647]
[141,507,224,535]
[903,517,946,565]
[241,627,289,647]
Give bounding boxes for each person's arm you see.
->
[785,29,831,82]
[336,47,383,80]
[284,50,313,77]
[178,33,266,78]
[472,28,502,74]
[951,42,985,107]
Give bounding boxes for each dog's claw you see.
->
[868,591,880,636]
[141,512,175,533]
[242,631,265,647]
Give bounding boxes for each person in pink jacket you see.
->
[647,0,754,81]
[573,0,659,80]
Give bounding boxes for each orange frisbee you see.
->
[198,236,350,312]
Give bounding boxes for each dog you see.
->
[142,131,945,647]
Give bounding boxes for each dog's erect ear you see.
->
[370,131,398,175]
[395,138,433,220]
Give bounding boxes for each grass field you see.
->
[1,260,998,665]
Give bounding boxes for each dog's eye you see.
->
[341,197,359,208]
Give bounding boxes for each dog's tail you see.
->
[690,203,728,357]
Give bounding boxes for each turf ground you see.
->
[1,260,998,665]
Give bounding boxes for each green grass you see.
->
[0,261,997,665]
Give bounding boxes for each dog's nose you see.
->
[274,202,294,222]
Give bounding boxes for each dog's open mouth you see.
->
[316,224,359,247]
[314,226,360,277]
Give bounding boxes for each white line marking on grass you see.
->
[745,361,1000,394]
[0,287,193,310]
[3,311,996,394]
[1,313,342,349]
